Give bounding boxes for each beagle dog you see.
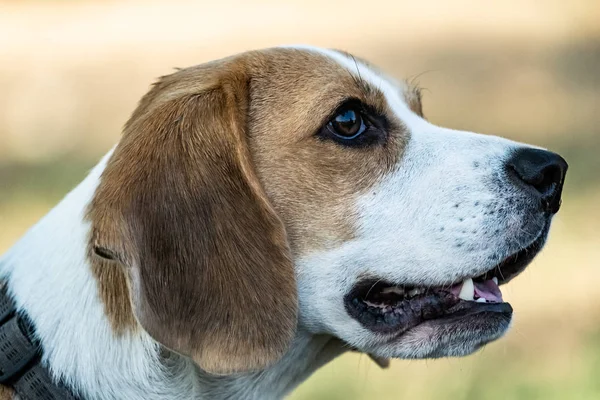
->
[0,46,567,399]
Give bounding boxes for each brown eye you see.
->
[317,100,386,147]
[328,108,366,139]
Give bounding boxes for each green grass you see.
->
[0,158,95,207]
[290,326,600,400]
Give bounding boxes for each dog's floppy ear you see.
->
[88,63,297,374]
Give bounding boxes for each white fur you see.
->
[0,46,549,398]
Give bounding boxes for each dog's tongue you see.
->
[474,280,503,302]
[450,278,503,302]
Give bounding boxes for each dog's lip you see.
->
[392,300,514,352]
[390,300,513,341]
[469,220,549,286]
[345,285,512,336]
[429,298,513,321]
[433,219,549,289]
[344,223,549,334]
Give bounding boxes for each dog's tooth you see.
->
[458,278,474,301]
[408,288,419,297]
[492,277,499,285]
[381,286,404,295]
[476,298,487,303]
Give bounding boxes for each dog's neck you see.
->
[0,152,345,399]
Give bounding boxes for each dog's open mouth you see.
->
[345,230,547,334]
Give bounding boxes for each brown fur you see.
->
[0,386,13,400]
[246,49,407,255]
[87,48,410,373]
[90,257,137,333]
[88,58,297,375]
[405,85,424,118]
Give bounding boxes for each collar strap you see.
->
[0,285,81,399]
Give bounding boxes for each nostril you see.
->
[506,148,568,213]
[528,163,562,198]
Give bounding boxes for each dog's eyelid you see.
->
[329,98,386,124]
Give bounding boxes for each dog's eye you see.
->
[327,108,366,139]
[317,100,387,147]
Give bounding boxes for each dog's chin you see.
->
[343,225,548,358]
[382,301,513,359]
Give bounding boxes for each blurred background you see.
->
[0,0,599,398]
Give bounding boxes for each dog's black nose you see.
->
[507,148,568,214]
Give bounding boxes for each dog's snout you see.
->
[507,148,568,214]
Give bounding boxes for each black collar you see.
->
[0,285,81,399]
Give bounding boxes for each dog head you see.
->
[88,46,567,374]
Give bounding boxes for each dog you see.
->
[0,46,567,399]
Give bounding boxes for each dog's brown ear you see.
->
[88,64,297,374]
